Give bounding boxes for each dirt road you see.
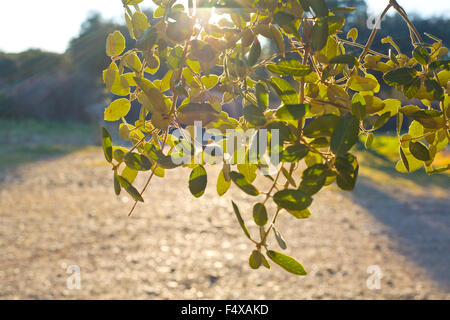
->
[0,147,449,299]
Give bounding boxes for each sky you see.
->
[1,0,449,54]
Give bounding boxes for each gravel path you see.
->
[0,147,449,299]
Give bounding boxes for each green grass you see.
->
[0,119,94,167]
[356,134,450,193]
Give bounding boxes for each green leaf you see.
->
[403,77,421,99]
[124,53,142,72]
[335,153,359,191]
[117,175,144,202]
[177,102,220,126]
[136,27,158,51]
[270,24,285,54]
[396,147,423,173]
[298,0,311,12]
[303,114,340,138]
[273,189,312,211]
[267,60,312,77]
[132,11,149,39]
[329,54,358,67]
[429,60,450,71]
[217,169,231,196]
[286,208,311,219]
[365,133,374,149]
[230,171,260,196]
[424,79,444,101]
[273,11,295,25]
[261,253,271,269]
[106,31,125,57]
[248,38,261,66]
[266,120,298,142]
[134,77,169,114]
[243,104,266,126]
[267,250,307,275]
[201,75,219,89]
[253,203,268,226]
[122,166,138,183]
[312,17,328,51]
[413,46,430,65]
[299,164,330,195]
[255,82,269,110]
[400,105,444,129]
[167,21,192,43]
[409,141,431,161]
[281,144,309,162]
[249,250,262,269]
[189,165,207,198]
[145,144,181,169]
[331,7,355,14]
[237,163,257,183]
[373,112,391,130]
[270,77,298,104]
[408,120,424,137]
[351,93,366,121]
[275,104,309,120]
[113,148,126,163]
[113,172,121,196]
[124,152,152,171]
[101,127,113,162]
[273,228,287,250]
[383,67,417,86]
[103,67,130,96]
[330,114,360,155]
[327,15,345,35]
[167,45,184,69]
[104,98,131,121]
[151,164,165,178]
[231,201,251,240]
[281,166,297,188]
[348,75,379,92]
[399,146,410,172]
[310,0,328,17]
[346,27,358,41]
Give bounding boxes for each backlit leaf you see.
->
[253,203,268,226]
[330,114,360,156]
[275,104,309,120]
[267,60,312,77]
[230,171,260,196]
[106,31,125,57]
[101,127,113,162]
[189,165,207,198]
[267,250,307,275]
[409,141,431,161]
[104,99,131,121]
[273,189,312,211]
[232,201,251,239]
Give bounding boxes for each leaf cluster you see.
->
[101,0,450,275]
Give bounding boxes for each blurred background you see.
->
[0,0,449,299]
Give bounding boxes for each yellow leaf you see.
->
[348,75,379,92]
[106,31,125,57]
[132,11,149,39]
[104,98,131,121]
[347,28,358,42]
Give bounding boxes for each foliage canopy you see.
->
[102,0,450,275]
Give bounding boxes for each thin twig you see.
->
[358,3,392,63]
